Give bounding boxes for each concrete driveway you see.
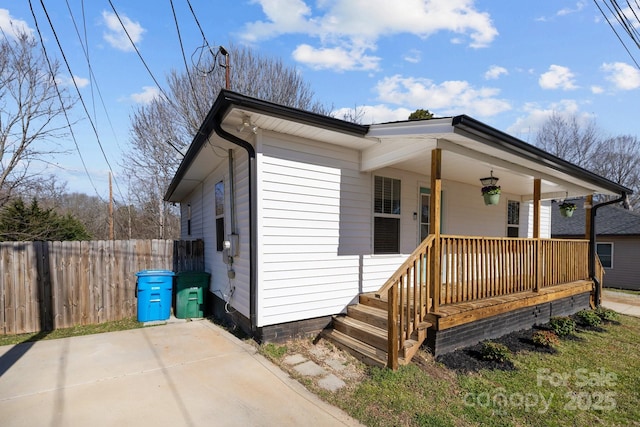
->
[0,320,361,427]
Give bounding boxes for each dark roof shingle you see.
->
[551,200,640,236]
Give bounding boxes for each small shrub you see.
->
[549,316,576,336]
[532,330,560,348]
[595,307,618,322]
[479,341,511,363]
[576,309,602,327]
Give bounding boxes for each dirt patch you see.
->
[436,327,556,373]
[270,336,368,389]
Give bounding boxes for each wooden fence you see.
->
[0,239,204,335]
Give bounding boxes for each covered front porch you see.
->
[325,116,619,369]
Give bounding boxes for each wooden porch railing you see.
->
[377,235,591,369]
[440,236,590,304]
[377,235,435,370]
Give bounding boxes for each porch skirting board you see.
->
[207,292,332,343]
[426,292,591,356]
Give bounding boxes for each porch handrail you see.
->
[379,235,436,370]
[377,235,591,368]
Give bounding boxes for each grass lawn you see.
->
[264,314,640,427]
[0,317,143,347]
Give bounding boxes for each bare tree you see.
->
[535,113,640,210]
[0,31,74,207]
[589,135,640,209]
[534,112,600,168]
[122,44,330,238]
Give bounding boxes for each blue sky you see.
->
[2,1,640,199]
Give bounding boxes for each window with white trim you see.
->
[596,242,613,269]
[374,176,401,254]
[507,200,520,237]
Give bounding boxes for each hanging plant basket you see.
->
[483,193,500,205]
[559,202,577,218]
[481,185,501,206]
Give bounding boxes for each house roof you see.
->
[165,90,633,202]
[551,200,640,236]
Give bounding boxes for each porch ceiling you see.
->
[364,118,619,199]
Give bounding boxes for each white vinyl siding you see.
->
[521,201,551,238]
[257,133,368,326]
[180,149,252,320]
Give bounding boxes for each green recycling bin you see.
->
[175,271,210,319]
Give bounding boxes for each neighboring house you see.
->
[165,90,632,366]
[552,200,640,291]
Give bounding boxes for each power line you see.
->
[594,0,640,69]
[169,0,204,117]
[185,0,210,45]
[65,0,126,157]
[107,0,174,105]
[36,0,126,201]
[26,0,103,201]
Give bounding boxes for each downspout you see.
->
[213,121,258,332]
[589,192,627,307]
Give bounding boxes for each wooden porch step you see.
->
[332,314,387,351]
[358,293,388,311]
[321,328,387,368]
[347,304,388,330]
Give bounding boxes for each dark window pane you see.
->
[216,217,225,252]
[215,181,224,216]
[596,243,612,268]
[508,201,519,225]
[374,217,399,254]
[507,226,519,238]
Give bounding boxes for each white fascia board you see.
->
[367,118,454,139]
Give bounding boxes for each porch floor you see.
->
[425,280,593,330]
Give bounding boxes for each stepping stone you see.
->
[284,354,307,365]
[293,360,327,377]
[325,358,347,372]
[318,374,346,392]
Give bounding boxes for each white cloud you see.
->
[484,65,508,80]
[374,74,511,117]
[557,1,586,16]
[403,49,421,64]
[56,75,90,88]
[101,10,145,52]
[130,86,160,104]
[506,100,593,138]
[292,44,380,71]
[0,8,34,39]
[243,0,498,70]
[591,85,604,94]
[601,62,640,90]
[539,65,578,90]
[333,104,413,124]
[536,1,586,21]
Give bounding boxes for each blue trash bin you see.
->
[135,270,174,322]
